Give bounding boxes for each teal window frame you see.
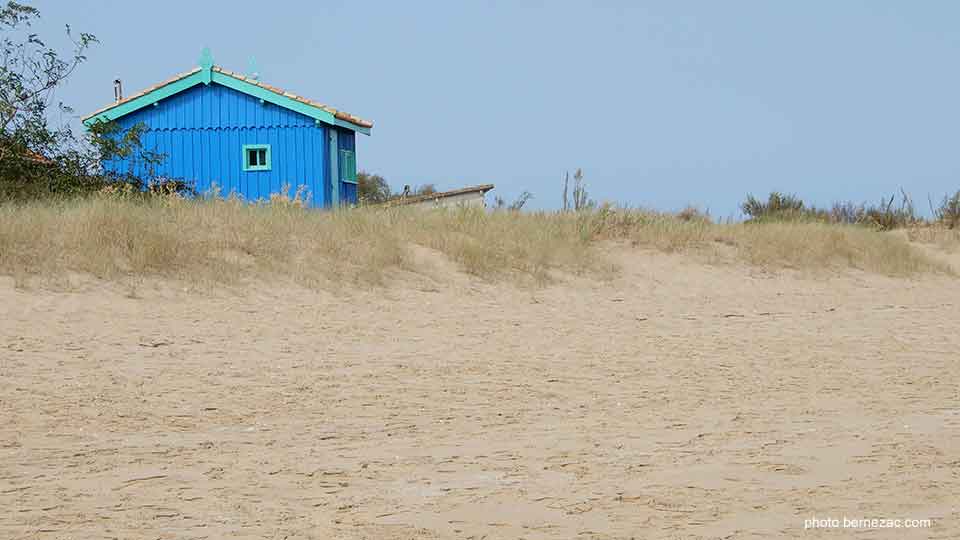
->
[243,144,272,171]
[339,149,357,184]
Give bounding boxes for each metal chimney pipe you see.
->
[113,79,123,102]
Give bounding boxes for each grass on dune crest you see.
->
[0,195,953,289]
[905,225,960,252]
[585,209,953,276]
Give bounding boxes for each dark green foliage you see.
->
[740,190,920,230]
[740,192,806,221]
[86,121,164,174]
[1,1,98,199]
[0,1,178,202]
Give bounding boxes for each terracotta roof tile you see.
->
[82,65,373,129]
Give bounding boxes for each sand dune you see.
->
[1,245,958,539]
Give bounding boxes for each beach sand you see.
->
[2,245,958,539]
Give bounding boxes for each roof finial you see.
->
[199,47,214,70]
[248,56,260,81]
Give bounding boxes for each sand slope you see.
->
[1,246,958,539]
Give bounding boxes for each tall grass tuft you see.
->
[864,189,918,231]
[741,189,921,230]
[932,190,960,229]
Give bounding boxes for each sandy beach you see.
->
[1,245,958,539]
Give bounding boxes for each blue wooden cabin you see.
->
[82,50,372,207]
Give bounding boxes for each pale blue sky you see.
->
[32,0,960,215]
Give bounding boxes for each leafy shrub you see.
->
[741,190,919,230]
[741,192,807,221]
[357,171,391,205]
[0,1,99,201]
[0,1,175,203]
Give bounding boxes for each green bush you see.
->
[0,1,176,203]
[740,190,920,230]
[740,192,808,221]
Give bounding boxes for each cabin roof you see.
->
[82,63,373,134]
[380,184,495,207]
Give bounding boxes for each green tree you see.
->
[0,1,171,201]
[395,183,437,198]
[357,170,391,204]
[0,1,98,198]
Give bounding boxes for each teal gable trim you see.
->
[82,68,371,135]
[82,71,205,126]
[334,117,371,136]
[211,72,338,127]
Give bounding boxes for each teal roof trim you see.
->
[210,72,337,126]
[82,62,373,135]
[334,117,371,136]
[82,70,204,126]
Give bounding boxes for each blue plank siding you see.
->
[340,181,357,205]
[337,128,355,152]
[102,82,339,207]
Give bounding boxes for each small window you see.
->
[243,144,271,171]
[339,149,357,183]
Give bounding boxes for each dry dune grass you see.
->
[0,195,953,289]
[906,224,960,252]
[572,208,953,276]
